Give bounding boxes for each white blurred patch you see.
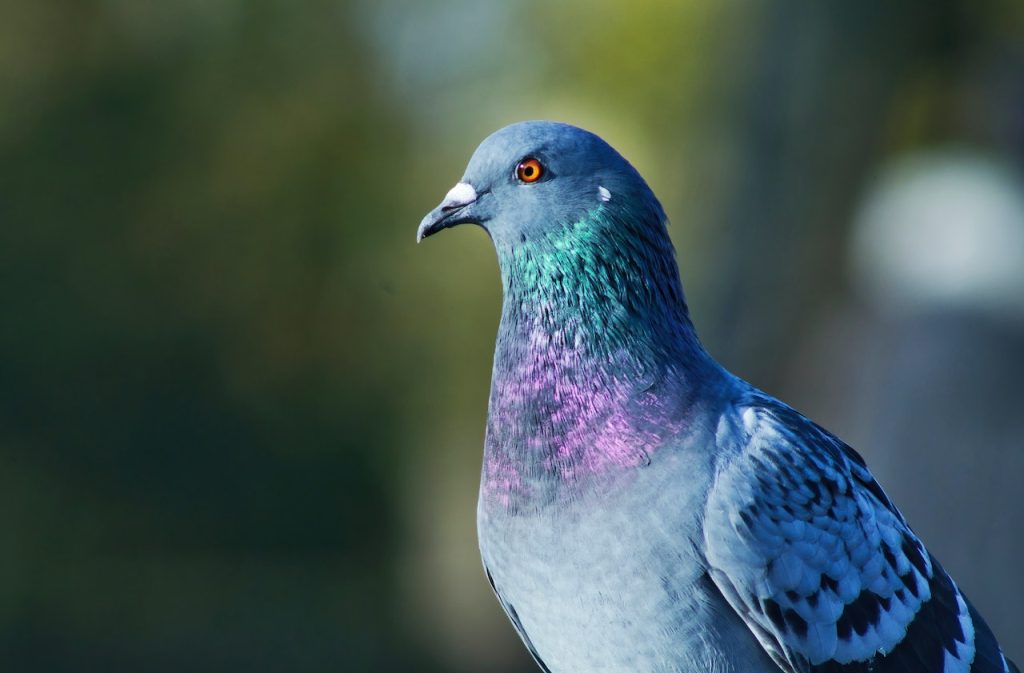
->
[443,182,477,208]
[598,185,611,202]
[851,149,1024,317]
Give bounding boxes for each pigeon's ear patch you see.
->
[598,186,611,202]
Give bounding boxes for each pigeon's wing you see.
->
[484,566,553,673]
[704,394,1015,673]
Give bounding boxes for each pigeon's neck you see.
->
[484,211,715,509]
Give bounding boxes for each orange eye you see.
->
[516,158,544,183]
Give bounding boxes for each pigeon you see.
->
[417,120,1019,673]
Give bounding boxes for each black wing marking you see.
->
[706,393,1015,673]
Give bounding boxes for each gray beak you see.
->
[417,182,480,242]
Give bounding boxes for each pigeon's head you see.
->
[417,121,665,248]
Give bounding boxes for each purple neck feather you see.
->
[482,207,716,510]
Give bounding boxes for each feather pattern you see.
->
[706,392,1011,673]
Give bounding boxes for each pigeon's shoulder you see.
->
[703,390,1014,673]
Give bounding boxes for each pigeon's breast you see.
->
[477,444,776,673]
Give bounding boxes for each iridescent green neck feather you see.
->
[484,203,716,508]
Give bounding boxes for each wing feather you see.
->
[705,393,1014,673]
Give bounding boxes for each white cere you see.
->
[443,182,478,208]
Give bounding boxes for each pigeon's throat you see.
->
[491,214,694,383]
[483,216,703,506]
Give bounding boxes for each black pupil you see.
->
[523,163,535,178]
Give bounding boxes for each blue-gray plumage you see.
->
[417,120,1019,673]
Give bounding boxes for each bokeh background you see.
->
[2,1,1022,671]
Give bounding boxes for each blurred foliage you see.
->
[0,0,1021,671]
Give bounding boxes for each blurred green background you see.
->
[2,1,1022,671]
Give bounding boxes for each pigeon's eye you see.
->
[515,158,544,183]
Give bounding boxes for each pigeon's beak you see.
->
[417,182,482,243]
